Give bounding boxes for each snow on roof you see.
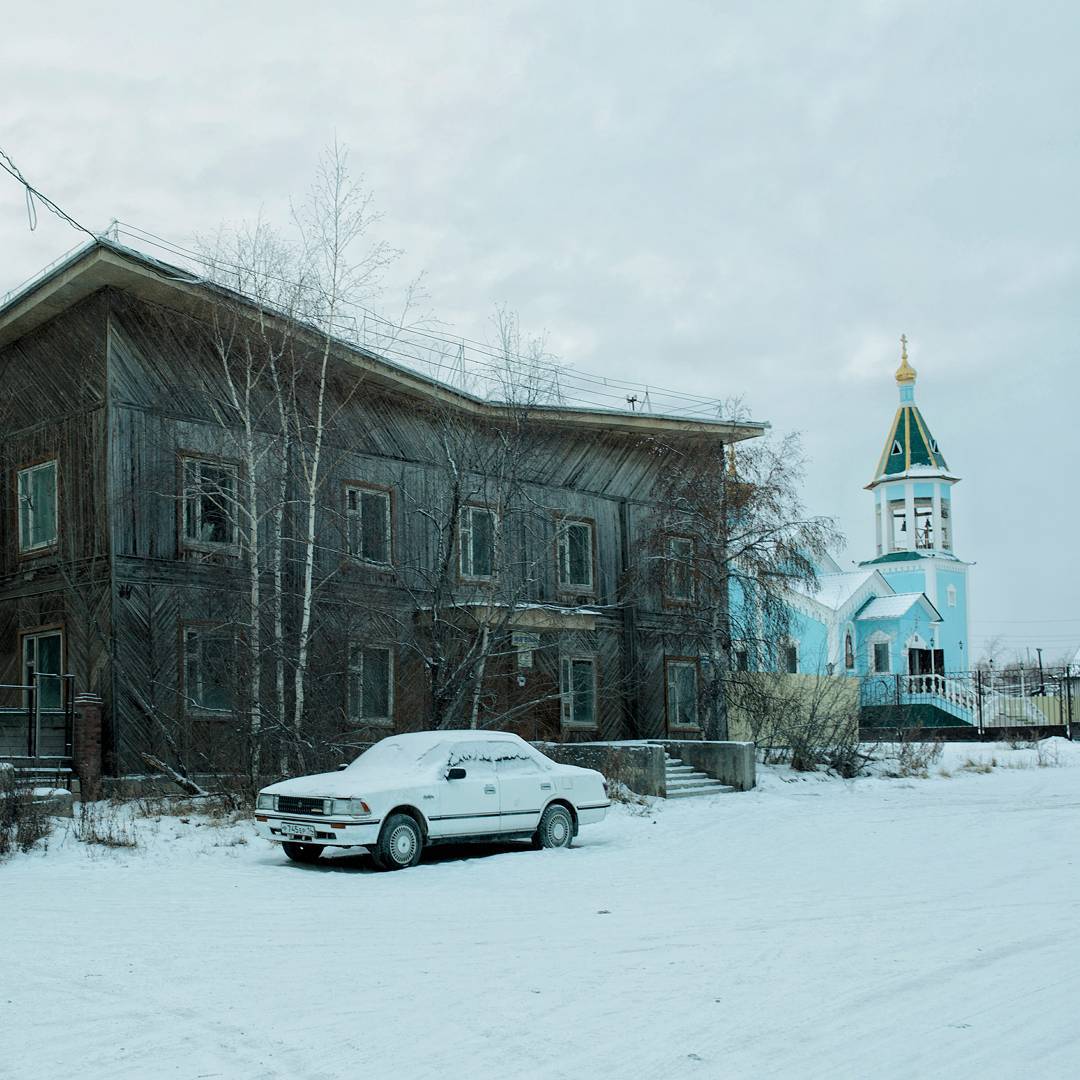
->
[856,593,940,622]
[792,570,877,611]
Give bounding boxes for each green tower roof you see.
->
[868,338,949,485]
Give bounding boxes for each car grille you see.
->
[277,796,329,816]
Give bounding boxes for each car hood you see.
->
[262,768,427,799]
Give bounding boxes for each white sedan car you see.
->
[254,730,610,870]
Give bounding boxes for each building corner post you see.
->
[74,693,104,799]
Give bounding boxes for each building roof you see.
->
[0,238,769,443]
[800,570,879,611]
[855,593,942,623]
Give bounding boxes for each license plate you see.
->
[281,822,316,840]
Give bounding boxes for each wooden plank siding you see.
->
[1,274,728,775]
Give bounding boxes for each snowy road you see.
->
[3,742,1079,1079]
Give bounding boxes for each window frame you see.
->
[665,535,695,604]
[179,454,240,553]
[872,639,892,674]
[16,457,59,556]
[458,503,498,581]
[780,640,799,675]
[555,516,596,593]
[665,657,701,731]
[344,481,394,567]
[559,654,598,730]
[347,644,395,727]
[180,622,236,716]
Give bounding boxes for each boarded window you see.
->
[17,460,58,553]
[560,657,596,728]
[667,537,694,601]
[349,646,393,724]
[666,660,699,728]
[557,520,594,590]
[460,506,496,578]
[22,630,63,711]
[347,487,391,564]
[182,459,238,547]
[183,627,234,712]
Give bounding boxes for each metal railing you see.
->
[0,671,76,758]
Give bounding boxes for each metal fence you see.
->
[859,667,1074,737]
[0,672,76,758]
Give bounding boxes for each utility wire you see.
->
[0,146,97,239]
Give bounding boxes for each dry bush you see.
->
[886,736,944,779]
[959,757,995,774]
[1035,741,1062,768]
[0,788,55,857]
[75,801,138,848]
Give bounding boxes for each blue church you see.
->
[782,338,986,724]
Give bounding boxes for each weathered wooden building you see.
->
[0,240,764,781]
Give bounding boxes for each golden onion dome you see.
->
[895,334,917,384]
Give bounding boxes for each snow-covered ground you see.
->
[4,740,1079,1079]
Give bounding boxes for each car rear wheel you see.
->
[534,804,574,849]
[373,813,423,871]
[282,841,324,864]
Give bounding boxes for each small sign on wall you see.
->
[512,631,541,669]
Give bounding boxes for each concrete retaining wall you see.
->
[535,741,667,797]
[656,740,756,791]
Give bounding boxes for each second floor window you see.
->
[347,486,391,564]
[17,459,58,553]
[557,520,594,590]
[183,458,238,548]
[781,643,798,674]
[348,645,393,724]
[667,536,694,601]
[460,505,496,579]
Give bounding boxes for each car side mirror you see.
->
[446,767,467,780]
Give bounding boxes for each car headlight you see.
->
[256,793,276,811]
[330,798,371,816]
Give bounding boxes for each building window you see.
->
[17,460,58,553]
[459,505,496,579]
[844,631,855,671]
[560,656,596,728]
[557,520,594,590]
[890,440,903,456]
[346,485,391,565]
[183,626,234,712]
[873,641,891,674]
[182,458,238,548]
[348,646,393,725]
[946,584,957,608]
[667,536,694,601]
[665,659,700,728]
[22,629,64,711]
[733,646,749,672]
[781,642,798,674]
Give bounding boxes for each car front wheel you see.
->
[534,804,574,849]
[282,841,324,864]
[373,813,424,871]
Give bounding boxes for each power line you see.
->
[0,147,96,239]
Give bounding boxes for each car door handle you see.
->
[484,785,496,795]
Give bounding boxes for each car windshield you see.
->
[346,736,449,776]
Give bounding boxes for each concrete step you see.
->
[667,773,713,788]
[667,783,736,798]
[666,765,698,775]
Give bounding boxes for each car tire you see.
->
[373,813,423,871]
[533,803,574,849]
[282,841,324,864]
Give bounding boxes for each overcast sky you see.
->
[2,1,1077,663]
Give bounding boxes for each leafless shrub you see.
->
[0,788,55,857]
[1035,741,1062,768]
[885,736,944,779]
[959,757,995,775]
[75,802,138,848]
